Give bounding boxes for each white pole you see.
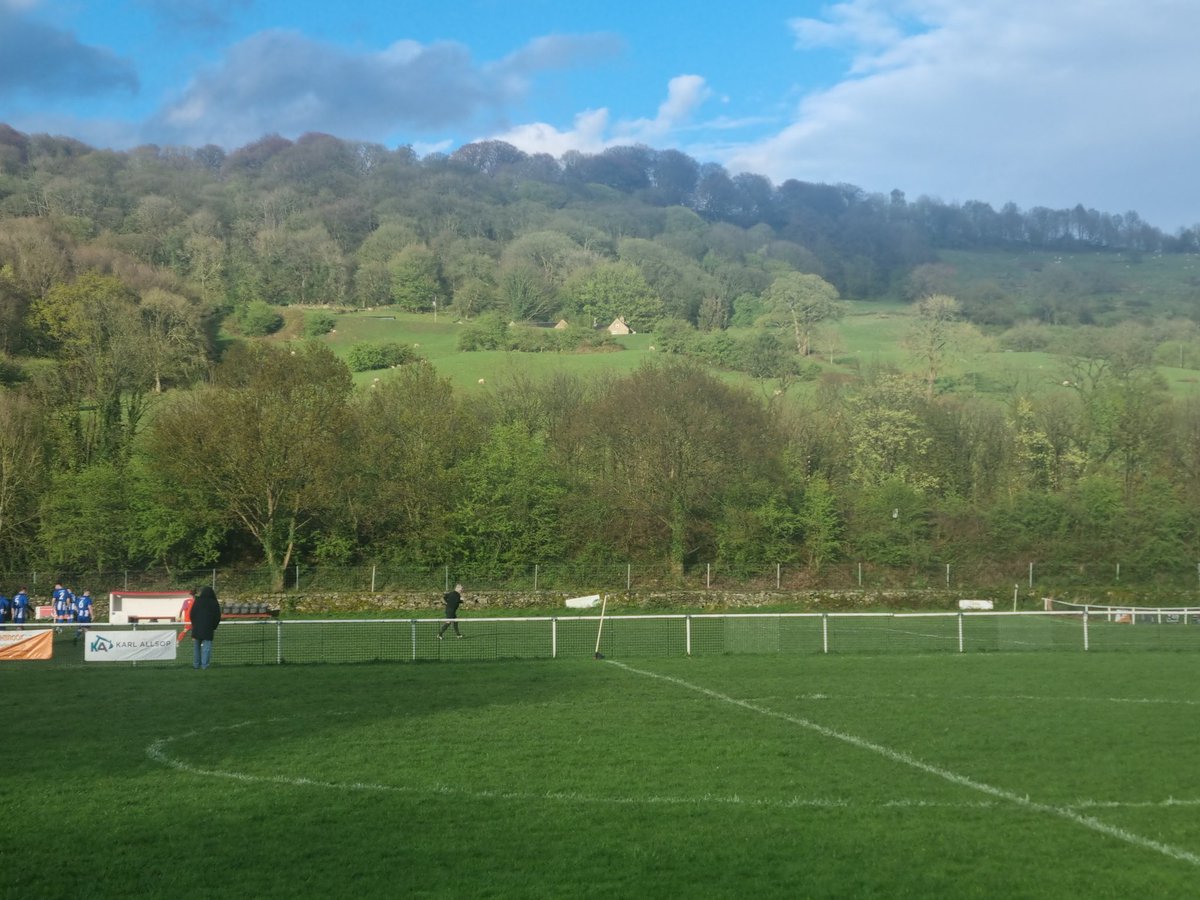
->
[534,564,539,592]
[1029,562,1034,588]
[593,594,609,659]
[706,563,711,589]
[1013,584,1018,612]
[946,563,950,588]
[776,563,781,590]
[371,565,377,592]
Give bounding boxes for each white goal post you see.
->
[1046,597,1200,624]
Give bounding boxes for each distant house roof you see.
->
[607,316,633,335]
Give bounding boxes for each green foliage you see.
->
[651,318,696,354]
[847,478,932,567]
[389,245,444,311]
[303,311,337,337]
[715,489,802,574]
[235,300,284,336]
[38,463,130,570]
[143,342,355,589]
[457,312,509,351]
[724,292,763,328]
[449,422,567,575]
[758,272,842,356]
[799,474,843,571]
[7,129,1200,583]
[565,261,664,331]
[345,341,419,371]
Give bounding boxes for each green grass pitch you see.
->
[6,651,1200,898]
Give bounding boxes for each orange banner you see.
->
[0,630,54,660]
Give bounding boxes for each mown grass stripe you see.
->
[608,659,1200,868]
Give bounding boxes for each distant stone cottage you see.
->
[607,316,634,335]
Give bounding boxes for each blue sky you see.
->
[2,0,1198,230]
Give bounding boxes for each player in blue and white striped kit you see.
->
[74,590,94,643]
[52,582,74,631]
[12,587,30,628]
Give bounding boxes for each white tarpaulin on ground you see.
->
[565,594,600,609]
[958,599,994,610]
[85,630,177,662]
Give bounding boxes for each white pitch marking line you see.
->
[146,720,1200,815]
[792,692,1200,707]
[607,660,1200,868]
[146,723,1005,811]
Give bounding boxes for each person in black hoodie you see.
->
[190,586,222,669]
[437,583,465,639]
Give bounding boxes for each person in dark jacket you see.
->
[190,586,222,669]
[437,583,465,639]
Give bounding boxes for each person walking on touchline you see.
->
[438,583,465,639]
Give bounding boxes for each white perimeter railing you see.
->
[8,609,1200,666]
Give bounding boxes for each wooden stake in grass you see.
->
[593,593,608,659]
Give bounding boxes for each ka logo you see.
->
[90,635,114,653]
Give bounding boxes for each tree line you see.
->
[2,125,1199,589]
[0,337,1196,590]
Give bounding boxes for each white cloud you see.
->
[147,30,620,149]
[615,74,713,141]
[493,76,714,156]
[492,108,612,158]
[725,0,1200,229]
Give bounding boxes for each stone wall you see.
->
[221,587,1043,615]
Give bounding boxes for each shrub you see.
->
[303,311,336,337]
[457,313,509,351]
[346,342,419,372]
[653,318,697,354]
[235,300,284,336]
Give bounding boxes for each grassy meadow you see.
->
[6,651,1200,898]
[279,247,1200,402]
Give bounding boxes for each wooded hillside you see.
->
[1,124,1198,592]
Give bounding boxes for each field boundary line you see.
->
[607,660,1200,868]
[144,722,1009,810]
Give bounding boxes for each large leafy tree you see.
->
[143,342,354,589]
[450,422,567,576]
[346,362,462,563]
[567,261,664,330]
[0,389,49,564]
[758,271,842,356]
[577,359,782,574]
[30,272,156,466]
[905,293,976,399]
